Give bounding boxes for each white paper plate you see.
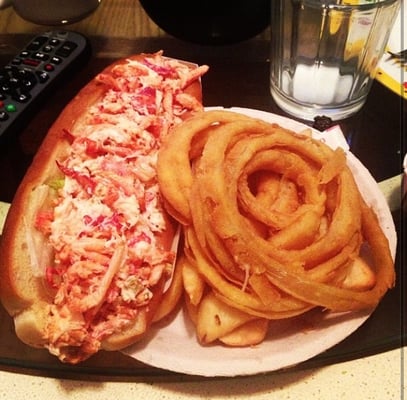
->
[124,107,397,377]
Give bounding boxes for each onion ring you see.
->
[157,109,395,341]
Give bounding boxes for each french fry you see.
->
[220,318,269,347]
[184,293,199,326]
[152,257,184,322]
[196,291,256,344]
[182,256,206,306]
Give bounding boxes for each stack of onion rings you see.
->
[157,110,395,329]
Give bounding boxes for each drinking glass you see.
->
[13,0,101,25]
[270,0,400,120]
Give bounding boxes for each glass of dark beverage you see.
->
[139,0,271,45]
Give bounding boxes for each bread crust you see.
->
[0,53,204,361]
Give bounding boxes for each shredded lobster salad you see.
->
[32,52,208,363]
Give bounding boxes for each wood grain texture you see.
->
[0,1,165,38]
[0,0,270,41]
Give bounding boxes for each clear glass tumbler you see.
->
[270,0,400,121]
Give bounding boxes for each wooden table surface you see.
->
[0,0,270,42]
[0,1,164,38]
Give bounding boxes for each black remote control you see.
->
[0,30,90,142]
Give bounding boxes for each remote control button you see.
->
[33,52,49,61]
[1,66,13,77]
[26,36,48,51]
[5,103,16,113]
[44,64,55,72]
[50,56,62,65]
[0,111,9,121]
[17,69,36,79]
[21,78,36,91]
[23,59,41,67]
[36,71,49,83]
[56,41,78,57]
[8,77,20,89]
[11,58,22,66]
[13,93,31,103]
[1,83,11,94]
[42,45,54,53]
[49,38,60,46]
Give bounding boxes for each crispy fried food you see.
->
[181,254,206,306]
[219,318,269,347]
[196,291,257,344]
[152,255,184,323]
[157,109,395,346]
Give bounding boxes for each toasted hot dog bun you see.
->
[0,52,207,363]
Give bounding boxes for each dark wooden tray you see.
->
[0,34,404,381]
